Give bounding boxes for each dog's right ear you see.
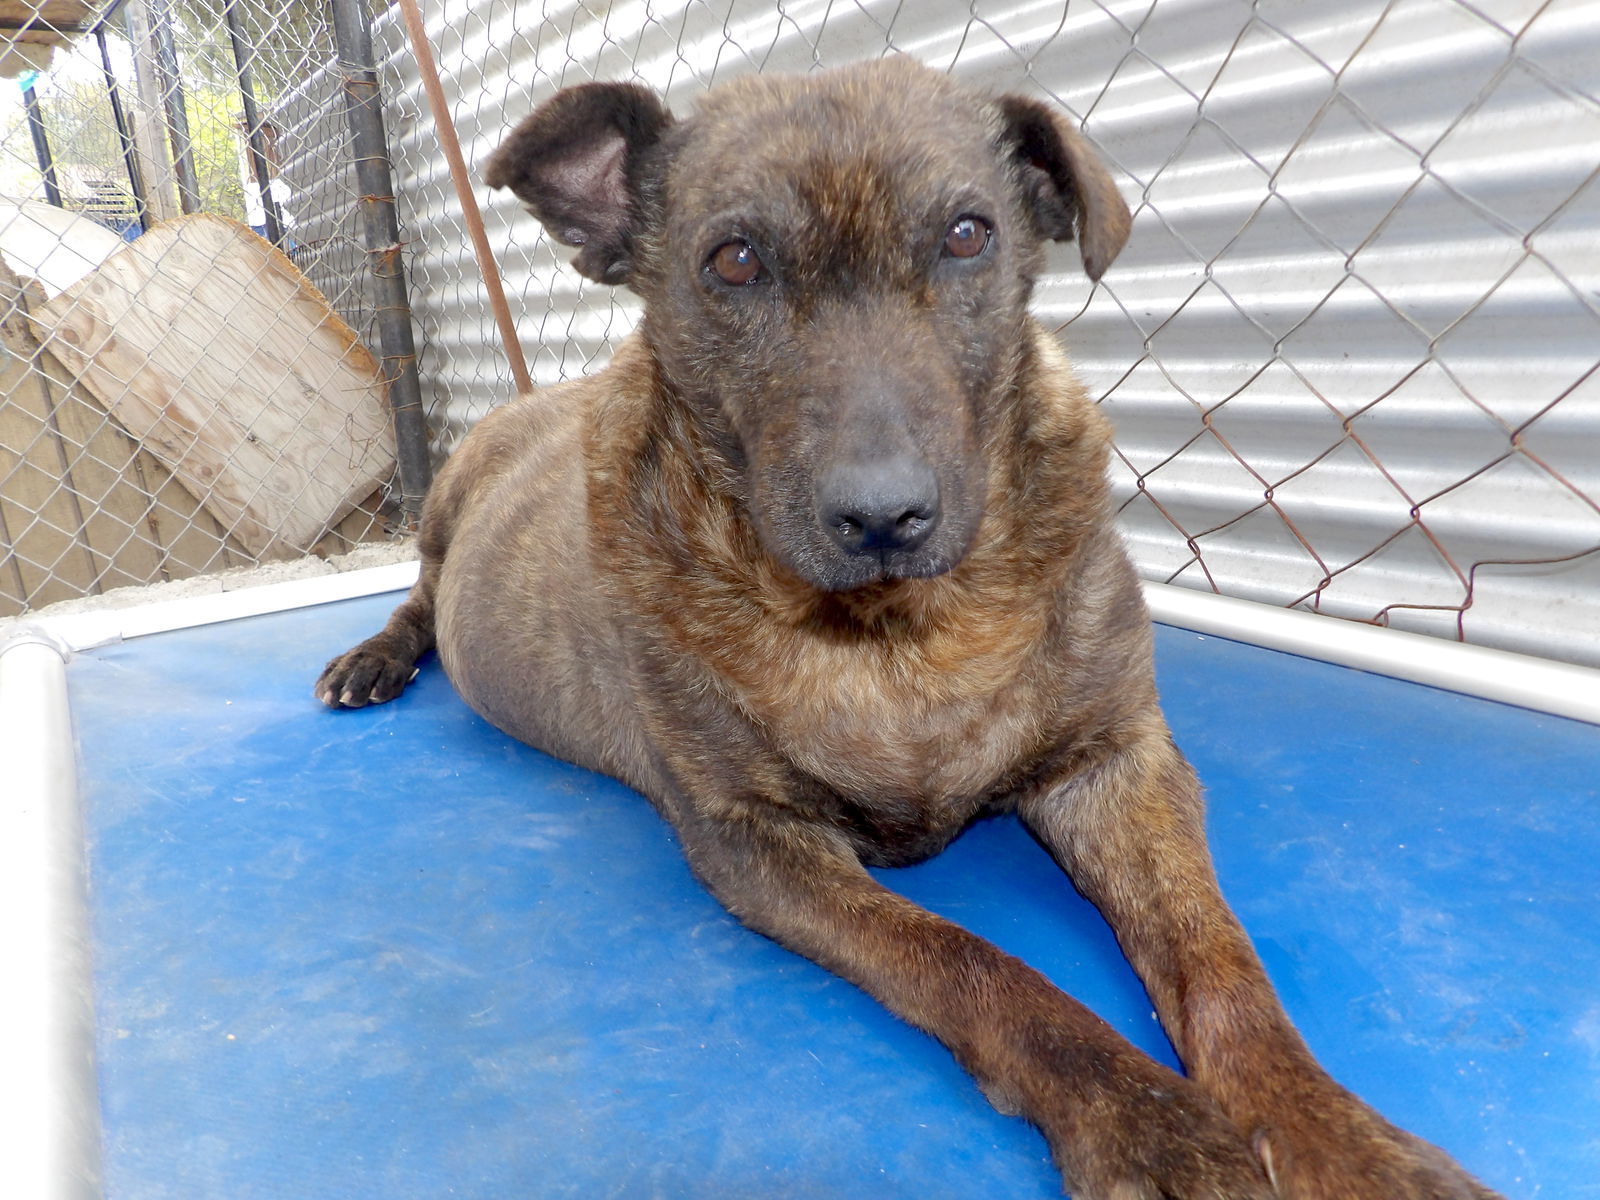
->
[995,95,1131,282]
[485,82,673,285]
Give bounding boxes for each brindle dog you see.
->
[317,57,1501,1200]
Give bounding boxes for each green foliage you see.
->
[184,81,247,217]
[18,74,249,221]
[4,0,382,219]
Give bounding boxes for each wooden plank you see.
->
[1,257,258,618]
[43,326,252,585]
[119,0,184,224]
[0,505,24,613]
[126,447,244,578]
[1,268,101,612]
[34,214,397,558]
[310,483,395,558]
[11,294,161,595]
[0,361,98,609]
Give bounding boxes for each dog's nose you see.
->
[817,456,942,556]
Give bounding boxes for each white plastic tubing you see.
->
[0,632,102,1200]
[0,560,419,1200]
[0,559,1593,1200]
[1143,583,1600,727]
[11,562,1591,723]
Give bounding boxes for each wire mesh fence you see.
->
[0,0,405,618]
[3,0,1597,669]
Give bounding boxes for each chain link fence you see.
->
[0,0,406,618]
[3,0,1598,669]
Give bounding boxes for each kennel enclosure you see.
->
[2,1,1599,1197]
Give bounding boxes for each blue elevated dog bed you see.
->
[72,590,1598,1198]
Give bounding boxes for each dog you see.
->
[317,57,1502,1200]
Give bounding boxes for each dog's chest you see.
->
[732,638,1043,809]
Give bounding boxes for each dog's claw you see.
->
[316,641,419,710]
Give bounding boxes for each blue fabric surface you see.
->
[71,592,1599,1198]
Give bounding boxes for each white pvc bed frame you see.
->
[3,560,1596,1200]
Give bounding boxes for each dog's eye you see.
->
[708,240,764,285]
[943,216,992,259]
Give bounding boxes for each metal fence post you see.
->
[22,85,64,209]
[223,0,285,247]
[95,25,151,234]
[327,0,432,526]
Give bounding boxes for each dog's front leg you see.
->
[1018,729,1503,1200]
[315,560,438,708]
[674,805,1272,1200]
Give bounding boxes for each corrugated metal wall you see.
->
[275,60,383,363]
[366,0,1600,668]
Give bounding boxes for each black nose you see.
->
[817,456,942,556]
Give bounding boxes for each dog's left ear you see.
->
[995,96,1131,281]
[485,82,673,285]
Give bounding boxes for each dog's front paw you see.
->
[315,640,420,708]
[1045,1064,1274,1200]
[1249,1083,1503,1200]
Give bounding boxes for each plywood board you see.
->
[1,256,253,616]
[0,1,98,76]
[2,266,104,608]
[34,214,397,557]
[0,328,100,607]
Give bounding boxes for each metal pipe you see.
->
[393,0,532,395]
[0,634,104,1200]
[1143,581,1600,726]
[10,559,422,653]
[23,86,64,209]
[146,0,200,213]
[222,0,284,246]
[96,26,150,234]
[328,0,433,525]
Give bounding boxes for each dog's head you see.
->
[487,58,1130,593]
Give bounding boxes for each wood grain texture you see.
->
[34,214,396,557]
